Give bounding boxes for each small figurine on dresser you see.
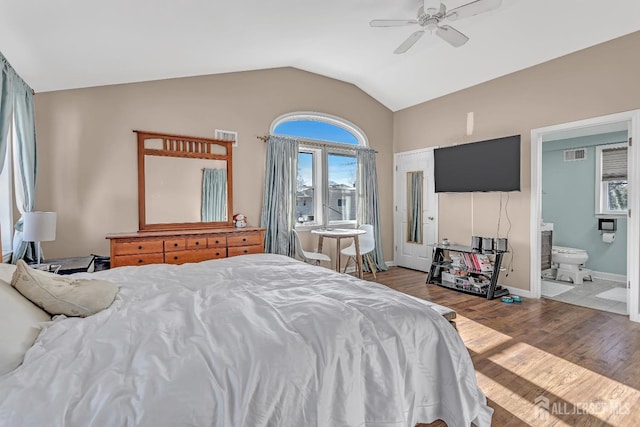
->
[233,213,247,228]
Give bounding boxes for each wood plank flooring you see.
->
[365,266,640,427]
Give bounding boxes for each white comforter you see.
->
[0,254,492,426]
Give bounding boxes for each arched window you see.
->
[271,112,367,228]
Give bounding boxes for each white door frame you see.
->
[530,110,640,323]
[394,147,438,269]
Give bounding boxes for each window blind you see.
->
[602,146,627,181]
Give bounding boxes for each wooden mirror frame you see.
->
[135,130,233,231]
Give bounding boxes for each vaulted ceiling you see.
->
[1,0,639,111]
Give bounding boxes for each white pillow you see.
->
[0,278,51,375]
[0,262,16,283]
[11,260,119,318]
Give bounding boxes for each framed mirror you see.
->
[136,130,233,231]
[407,171,423,244]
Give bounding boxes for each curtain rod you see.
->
[256,135,377,153]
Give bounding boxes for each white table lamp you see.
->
[23,211,57,264]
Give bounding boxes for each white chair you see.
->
[341,224,377,279]
[292,230,331,266]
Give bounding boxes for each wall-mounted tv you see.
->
[434,135,521,193]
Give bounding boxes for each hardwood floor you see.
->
[365,267,640,427]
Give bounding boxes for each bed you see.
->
[0,253,492,426]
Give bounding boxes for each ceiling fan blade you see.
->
[436,25,469,47]
[394,30,425,54]
[370,19,418,27]
[446,0,502,21]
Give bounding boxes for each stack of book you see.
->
[452,252,493,273]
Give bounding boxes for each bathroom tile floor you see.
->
[542,276,628,315]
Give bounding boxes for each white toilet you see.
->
[552,246,592,284]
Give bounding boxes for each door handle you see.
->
[428,216,434,220]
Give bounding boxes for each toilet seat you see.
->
[552,246,587,255]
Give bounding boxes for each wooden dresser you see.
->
[107,227,265,268]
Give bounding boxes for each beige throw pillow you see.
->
[11,260,118,318]
[0,278,51,375]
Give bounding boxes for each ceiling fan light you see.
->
[425,18,438,32]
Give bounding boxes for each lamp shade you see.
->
[23,211,57,242]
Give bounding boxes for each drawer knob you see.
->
[195,241,200,246]
[174,256,178,260]
[174,243,178,247]
[138,245,143,250]
[242,238,247,242]
[216,252,220,256]
[244,249,248,253]
[215,240,219,244]
[137,259,143,263]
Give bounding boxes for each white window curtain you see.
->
[10,71,37,263]
[356,148,387,272]
[260,135,299,256]
[0,53,14,174]
[201,168,227,222]
[1,51,38,263]
[0,53,14,260]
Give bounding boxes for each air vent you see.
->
[563,148,586,162]
[214,129,238,147]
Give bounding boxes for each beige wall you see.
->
[34,68,394,262]
[31,30,640,280]
[394,31,640,291]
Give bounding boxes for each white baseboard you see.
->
[590,270,626,283]
[545,267,625,284]
[502,285,534,298]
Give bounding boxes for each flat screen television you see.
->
[434,135,521,193]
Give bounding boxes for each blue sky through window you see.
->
[279,120,358,187]
[274,120,359,145]
[298,152,313,186]
[328,154,356,187]
[298,151,356,187]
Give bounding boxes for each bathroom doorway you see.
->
[530,110,640,323]
[540,124,628,314]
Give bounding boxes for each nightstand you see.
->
[30,263,62,274]
[43,256,96,275]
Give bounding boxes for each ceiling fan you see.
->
[370,0,502,54]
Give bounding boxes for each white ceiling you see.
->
[1,0,639,112]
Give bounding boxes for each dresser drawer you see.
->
[113,253,164,267]
[107,228,265,267]
[228,245,263,257]
[207,236,227,248]
[165,248,227,264]
[187,237,207,250]
[113,240,164,256]
[164,238,187,252]
[227,233,262,247]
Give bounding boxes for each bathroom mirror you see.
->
[407,171,423,244]
[136,130,233,231]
